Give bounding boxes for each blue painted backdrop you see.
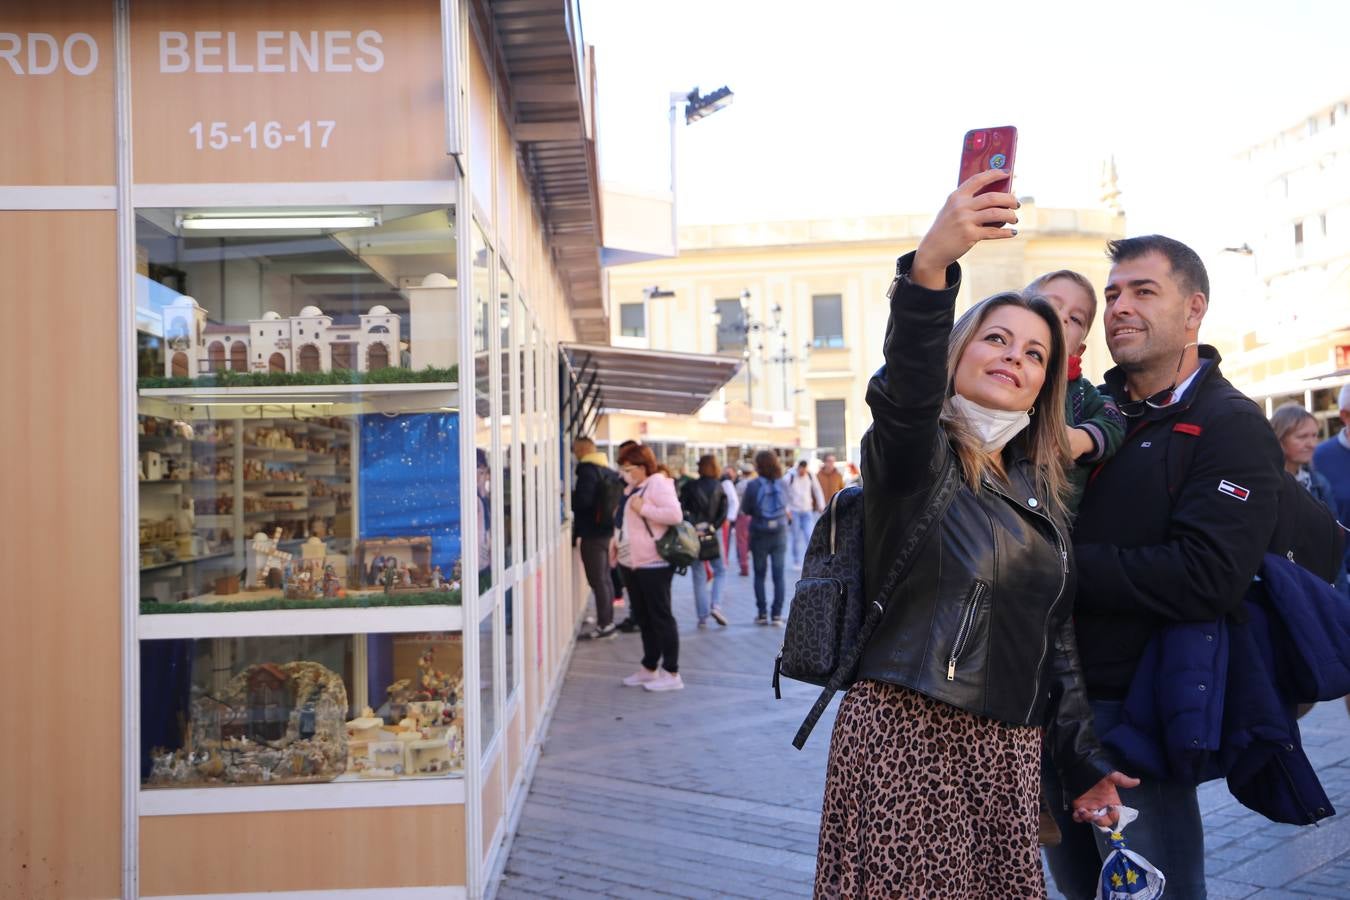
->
[358,412,462,573]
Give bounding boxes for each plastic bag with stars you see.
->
[1095,806,1165,900]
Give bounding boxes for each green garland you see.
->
[140,589,463,615]
[139,365,458,391]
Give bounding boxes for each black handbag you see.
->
[695,523,722,561]
[774,451,959,749]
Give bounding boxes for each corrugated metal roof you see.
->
[488,0,607,343]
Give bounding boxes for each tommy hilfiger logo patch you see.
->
[1218,480,1251,501]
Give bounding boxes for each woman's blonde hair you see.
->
[1269,403,1316,445]
[940,292,1072,520]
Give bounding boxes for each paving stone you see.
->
[490,559,1350,900]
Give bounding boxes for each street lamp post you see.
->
[763,307,812,410]
[712,288,781,410]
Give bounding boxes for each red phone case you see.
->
[958,126,1017,194]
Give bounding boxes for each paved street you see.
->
[495,555,1350,899]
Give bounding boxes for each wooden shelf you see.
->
[138,382,459,418]
[139,550,234,573]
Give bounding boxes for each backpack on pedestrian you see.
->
[594,467,626,530]
[751,478,789,533]
[773,451,959,749]
[681,479,728,561]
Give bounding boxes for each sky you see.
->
[580,0,1350,298]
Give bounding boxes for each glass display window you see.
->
[517,297,531,564]
[133,205,462,615]
[471,221,494,593]
[479,608,497,752]
[503,586,517,700]
[140,631,465,788]
[499,263,518,570]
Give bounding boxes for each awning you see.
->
[562,343,743,419]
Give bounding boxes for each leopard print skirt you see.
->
[814,680,1046,899]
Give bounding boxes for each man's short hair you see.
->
[1107,235,1210,302]
[1339,382,1350,412]
[573,436,595,453]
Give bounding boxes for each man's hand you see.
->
[1071,771,1141,827]
[912,169,1020,289]
[1067,426,1095,460]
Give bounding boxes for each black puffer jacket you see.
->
[855,252,1113,798]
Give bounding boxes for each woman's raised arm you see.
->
[862,171,1021,495]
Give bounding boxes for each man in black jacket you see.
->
[571,437,621,639]
[1044,236,1283,899]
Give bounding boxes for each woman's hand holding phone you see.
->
[911,169,1020,290]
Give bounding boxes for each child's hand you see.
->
[1067,426,1095,461]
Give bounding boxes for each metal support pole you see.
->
[745,351,753,408]
[668,92,684,255]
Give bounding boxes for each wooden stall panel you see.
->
[480,753,503,860]
[507,700,524,796]
[466,23,493,221]
[140,804,466,896]
[495,102,514,258]
[130,0,452,184]
[0,1,115,185]
[0,211,120,899]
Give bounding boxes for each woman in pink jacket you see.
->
[610,443,686,691]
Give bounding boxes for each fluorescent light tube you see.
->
[179,215,378,231]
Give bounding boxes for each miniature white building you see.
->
[162,296,208,378]
[162,302,403,377]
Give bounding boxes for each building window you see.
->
[1308,116,1320,137]
[715,298,746,353]
[619,302,645,338]
[1294,220,1305,257]
[812,294,844,348]
[816,399,846,455]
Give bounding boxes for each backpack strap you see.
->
[790,450,961,750]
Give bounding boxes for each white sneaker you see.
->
[643,670,685,692]
[621,667,660,687]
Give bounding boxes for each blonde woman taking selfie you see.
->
[814,170,1137,899]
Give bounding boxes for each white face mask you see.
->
[949,394,1031,453]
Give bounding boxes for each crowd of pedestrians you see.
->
[569,435,861,691]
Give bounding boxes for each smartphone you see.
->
[958,126,1017,194]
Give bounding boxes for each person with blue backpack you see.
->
[739,449,792,625]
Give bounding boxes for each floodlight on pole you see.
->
[684,86,734,124]
[669,83,734,254]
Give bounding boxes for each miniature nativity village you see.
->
[146,640,467,786]
[133,207,475,789]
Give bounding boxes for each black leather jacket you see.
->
[855,253,1113,798]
